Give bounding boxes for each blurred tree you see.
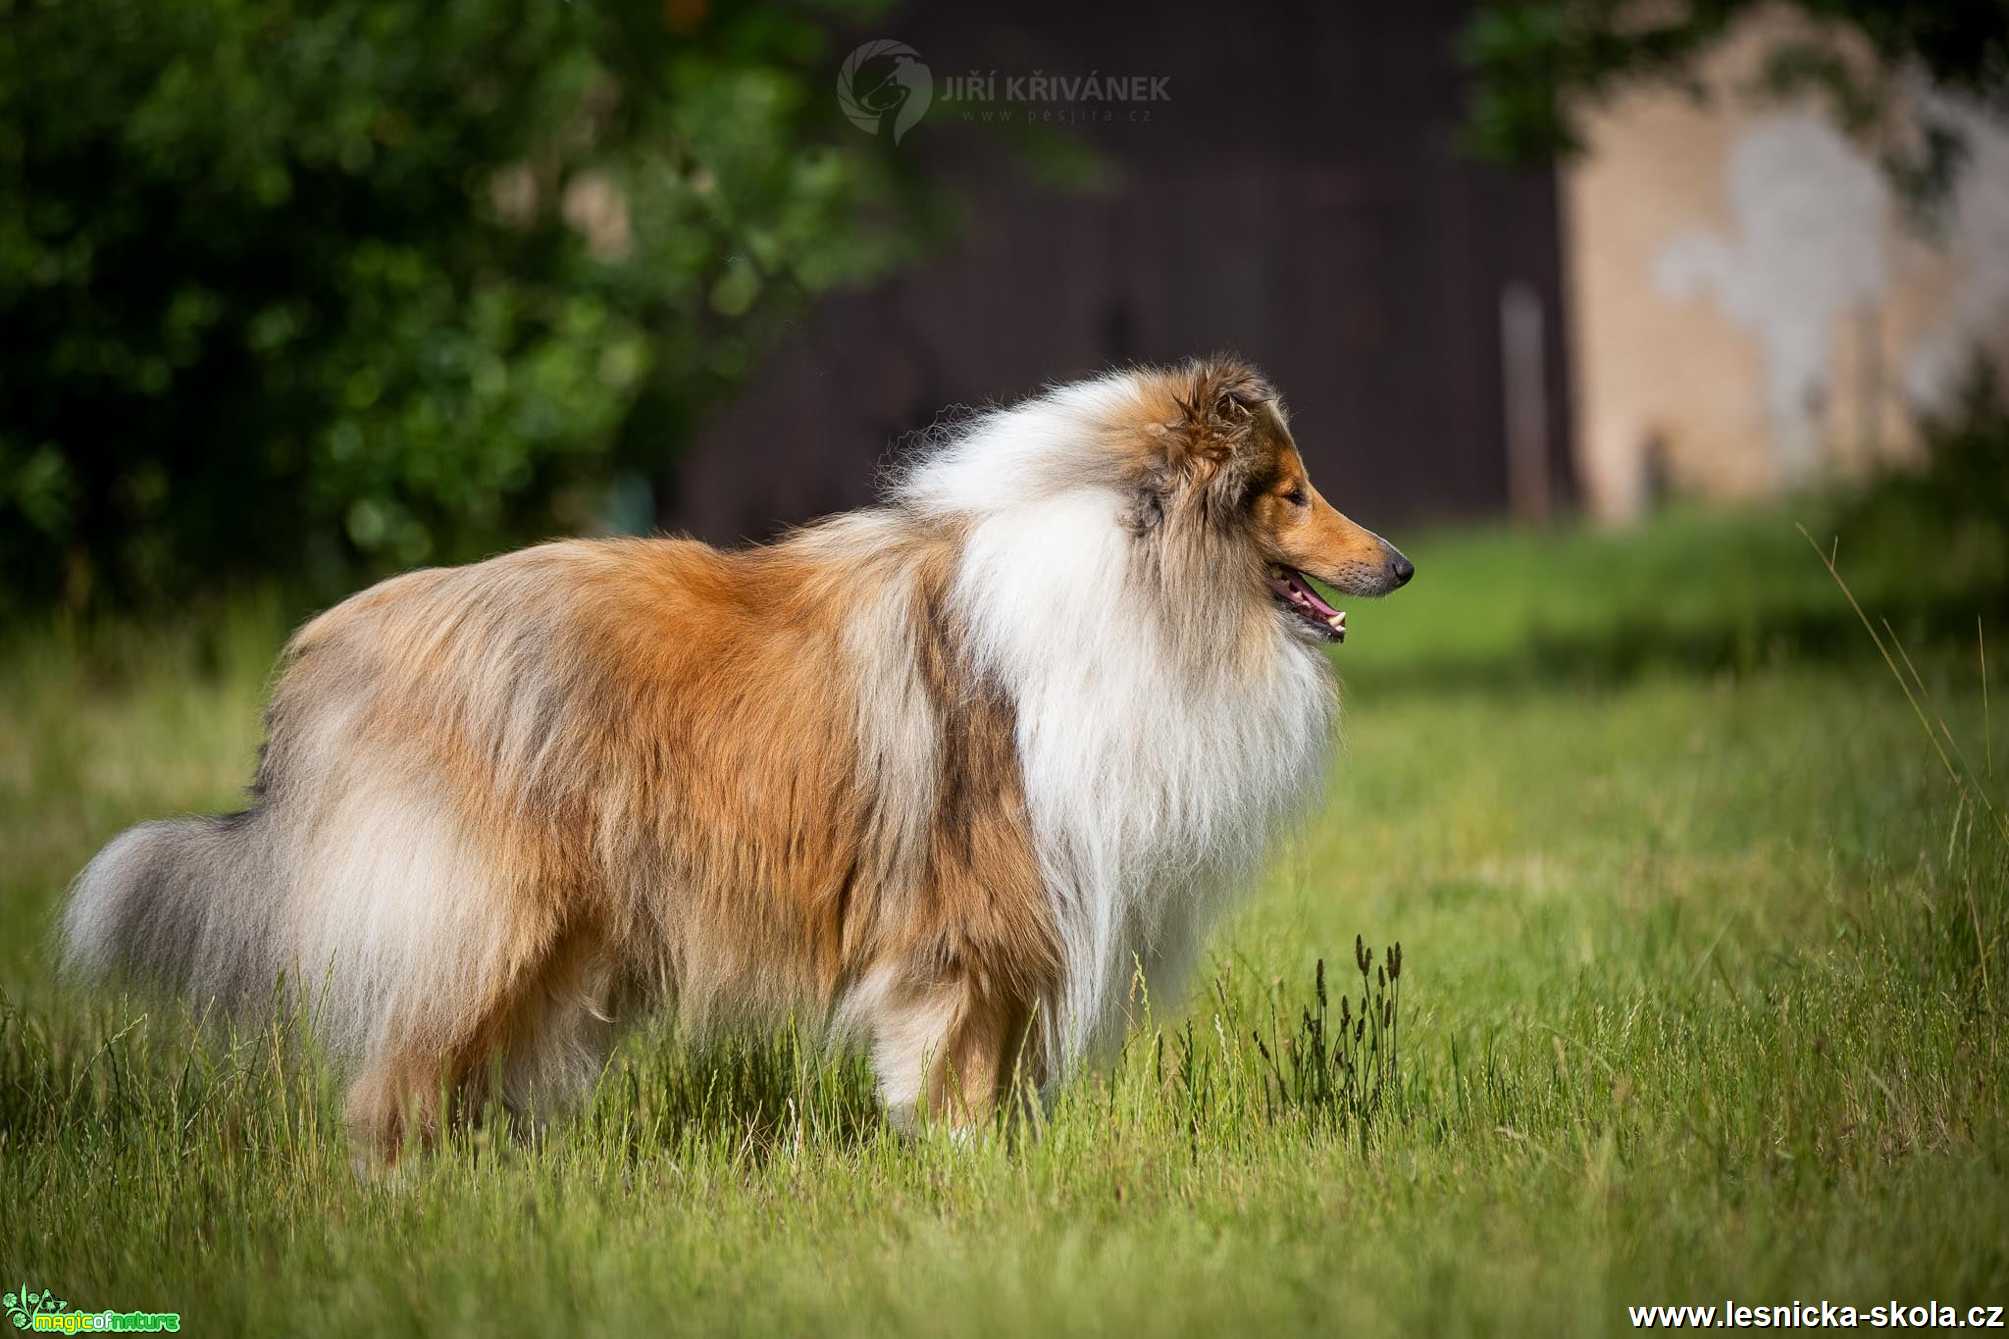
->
[0,0,924,609]
[1460,0,2009,211]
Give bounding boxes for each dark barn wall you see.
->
[665,0,1573,546]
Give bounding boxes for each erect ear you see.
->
[1172,357,1272,463]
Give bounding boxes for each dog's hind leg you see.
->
[343,972,539,1169]
[343,919,624,1169]
[490,933,634,1132]
[286,781,598,1168]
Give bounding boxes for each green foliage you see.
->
[1460,0,2009,210]
[1834,362,2009,621]
[0,0,920,608]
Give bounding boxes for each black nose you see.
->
[1389,554,1415,587]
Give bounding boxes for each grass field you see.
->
[1,505,2004,1336]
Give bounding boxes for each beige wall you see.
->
[1565,11,2009,520]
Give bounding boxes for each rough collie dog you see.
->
[64,356,1412,1163]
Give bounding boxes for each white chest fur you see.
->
[951,490,1338,1066]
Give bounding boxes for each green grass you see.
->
[2,506,2004,1337]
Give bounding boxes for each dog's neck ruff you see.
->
[898,376,1339,1067]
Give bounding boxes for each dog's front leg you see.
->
[867,971,1041,1133]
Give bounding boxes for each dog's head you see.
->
[1127,357,1413,645]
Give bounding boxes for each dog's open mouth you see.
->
[1267,564,1346,643]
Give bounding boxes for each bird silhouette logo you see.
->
[838,40,932,145]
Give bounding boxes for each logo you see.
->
[4,1288,64,1331]
[837,40,931,145]
[4,1285,178,1334]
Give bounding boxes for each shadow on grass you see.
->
[0,989,893,1177]
[577,1027,888,1168]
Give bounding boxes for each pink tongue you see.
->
[1290,572,1339,618]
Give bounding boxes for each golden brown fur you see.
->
[277,529,1058,1157]
[63,356,1412,1165]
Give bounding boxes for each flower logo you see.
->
[5,1285,67,1330]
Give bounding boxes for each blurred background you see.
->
[2,0,2006,658]
[4,8,2008,1327]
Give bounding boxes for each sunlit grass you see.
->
[0,508,2003,1336]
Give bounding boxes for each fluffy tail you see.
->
[62,809,283,1010]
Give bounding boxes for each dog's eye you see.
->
[1283,486,1307,508]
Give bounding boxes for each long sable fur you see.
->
[64,356,1363,1160]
